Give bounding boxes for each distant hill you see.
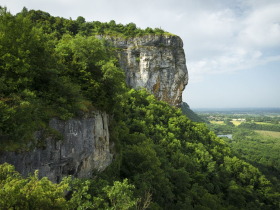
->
[181,102,205,122]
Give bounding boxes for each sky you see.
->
[2,0,280,108]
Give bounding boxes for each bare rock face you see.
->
[0,111,112,183]
[99,34,189,108]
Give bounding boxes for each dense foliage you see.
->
[0,7,126,151]
[0,163,139,210]
[1,6,280,210]
[200,112,280,206]
[111,89,280,209]
[206,124,234,135]
[20,7,173,39]
[226,129,280,193]
[238,123,280,132]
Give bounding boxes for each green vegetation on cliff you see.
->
[19,7,174,39]
[0,7,126,151]
[1,7,280,210]
[0,163,139,210]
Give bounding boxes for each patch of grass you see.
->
[255,130,280,138]
[255,122,274,125]
[210,121,225,125]
[231,120,242,126]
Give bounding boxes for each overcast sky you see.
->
[2,0,280,108]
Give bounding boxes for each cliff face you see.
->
[99,34,188,108]
[0,111,112,183]
[0,34,188,182]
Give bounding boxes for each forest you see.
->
[197,111,280,201]
[1,7,280,209]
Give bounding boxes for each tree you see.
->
[76,16,85,25]
[0,163,70,209]
[0,163,147,210]
[103,179,137,210]
[55,34,126,112]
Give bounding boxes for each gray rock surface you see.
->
[0,111,112,183]
[98,34,189,108]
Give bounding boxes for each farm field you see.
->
[255,122,274,125]
[231,120,242,126]
[210,121,225,125]
[255,130,280,138]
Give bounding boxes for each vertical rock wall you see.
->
[0,111,112,183]
[99,34,189,107]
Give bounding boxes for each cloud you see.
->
[237,3,280,48]
[188,49,280,84]
[181,1,280,83]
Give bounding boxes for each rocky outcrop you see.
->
[0,111,112,183]
[99,34,188,108]
[0,34,188,183]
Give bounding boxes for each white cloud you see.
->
[237,3,280,48]
[181,1,280,84]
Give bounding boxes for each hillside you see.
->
[181,102,205,122]
[1,7,280,209]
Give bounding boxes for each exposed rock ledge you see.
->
[0,111,112,183]
[99,34,189,108]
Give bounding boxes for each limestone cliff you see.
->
[0,34,188,182]
[99,34,189,108]
[0,111,112,183]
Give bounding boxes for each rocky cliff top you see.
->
[98,34,188,107]
[98,34,184,48]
